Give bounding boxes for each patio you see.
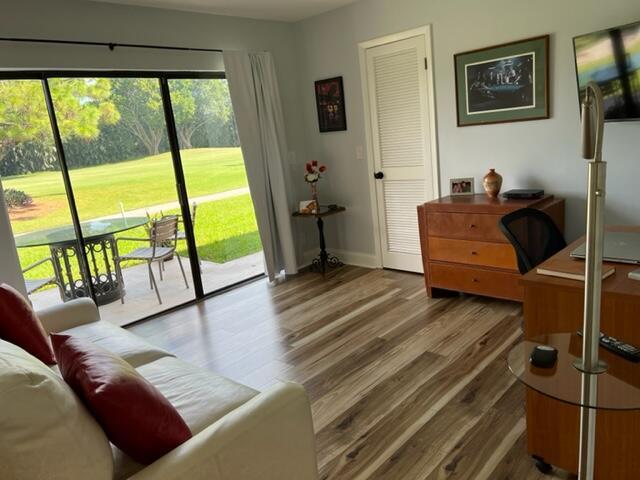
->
[29,252,264,326]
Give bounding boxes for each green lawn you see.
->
[5,147,249,234]
[4,147,262,282]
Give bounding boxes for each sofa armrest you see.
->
[37,298,101,334]
[130,382,319,480]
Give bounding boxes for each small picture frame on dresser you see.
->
[450,177,475,196]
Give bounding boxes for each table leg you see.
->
[50,235,124,306]
[310,216,343,274]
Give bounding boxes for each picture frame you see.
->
[315,76,347,132]
[454,35,550,127]
[450,177,475,196]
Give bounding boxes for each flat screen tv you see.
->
[573,21,640,121]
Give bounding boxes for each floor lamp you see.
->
[574,81,607,480]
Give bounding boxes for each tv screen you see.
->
[573,21,640,121]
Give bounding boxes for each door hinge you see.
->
[424,57,428,70]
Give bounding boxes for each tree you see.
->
[111,78,166,156]
[0,78,119,176]
[171,79,237,150]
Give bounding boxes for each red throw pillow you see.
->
[51,334,192,464]
[0,283,56,365]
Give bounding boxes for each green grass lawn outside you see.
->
[4,147,248,234]
[17,194,262,283]
[4,147,262,284]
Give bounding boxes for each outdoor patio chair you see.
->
[114,215,189,305]
[177,201,198,241]
[22,257,60,296]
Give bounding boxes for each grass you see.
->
[5,147,249,234]
[4,147,262,281]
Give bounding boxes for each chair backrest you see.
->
[150,216,179,249]
[498,208,567,274]
[191,202,198,228]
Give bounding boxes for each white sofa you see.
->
[1,298,319,480]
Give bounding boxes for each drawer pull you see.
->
[472,278,479,283]
[471,251,478,255]
[469,224,477,228]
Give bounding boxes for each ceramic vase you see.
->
[483,169,503,198]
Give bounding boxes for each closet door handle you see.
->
[374,171,384,180]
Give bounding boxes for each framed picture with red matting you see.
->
[315,76,347,132]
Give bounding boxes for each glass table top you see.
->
[508,333,640,410]
[14,216,149,248]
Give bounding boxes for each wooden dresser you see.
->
[417,194,565,301]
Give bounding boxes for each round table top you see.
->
[508,332,640,411]
[14,216,149,248]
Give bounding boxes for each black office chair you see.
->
[498,208,567,274]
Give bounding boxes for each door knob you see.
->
[374,171,384,179]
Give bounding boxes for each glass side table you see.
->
[508,332,640,477]
[508,332,640,411]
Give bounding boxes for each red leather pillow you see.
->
[51,333,192,464]
[0,283,56,365]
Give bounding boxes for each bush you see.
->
[3,188,33,208]
[0,141,58,177]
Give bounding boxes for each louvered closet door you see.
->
[365,35,436,272]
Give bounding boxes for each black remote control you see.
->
[577,331,640,362]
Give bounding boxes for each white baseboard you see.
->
[300,248,381,270]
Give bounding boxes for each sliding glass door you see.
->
[0,79,84,312]
[48,77,196,325]
[2,72,263,326]
[168,78,263,294]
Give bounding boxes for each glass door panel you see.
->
[168,78,263,294]
[0,79,83,310]
[48,77,195,325]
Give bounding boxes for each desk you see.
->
[521,226,640,478]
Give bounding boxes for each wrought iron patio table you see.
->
[15,217,148,305]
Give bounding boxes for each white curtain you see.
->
[223,50,297,281]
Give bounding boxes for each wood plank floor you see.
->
[128,266,576,480]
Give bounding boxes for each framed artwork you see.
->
[450,177,475,196]
[454,35,550,127]
[315,76,347,132]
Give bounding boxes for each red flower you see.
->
[305,163,313,173]
[311,160,318,167]
[319,165,326,173]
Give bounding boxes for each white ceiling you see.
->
[87,0,359,22]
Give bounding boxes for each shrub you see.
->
[3,188,33,208]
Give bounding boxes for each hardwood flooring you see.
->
[128,266,576,480]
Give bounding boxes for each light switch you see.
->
[356,145,364,160]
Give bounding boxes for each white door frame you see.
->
[358,25,440,269]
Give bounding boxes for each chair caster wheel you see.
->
[533,455,553,474]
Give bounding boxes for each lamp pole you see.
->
[575,81,607,480]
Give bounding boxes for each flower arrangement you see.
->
[304,160,326,183]
[304,160,326,213]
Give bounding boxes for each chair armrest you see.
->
[129,382,319,480]
[22,257,53,273]
[36,298,101,334]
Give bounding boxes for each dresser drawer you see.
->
[427,212,506,243]
[429,262,523,301]
[428,237,518,270]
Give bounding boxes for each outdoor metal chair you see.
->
[22,257,60,296]
[177,201,198,241]
[115,215,189,305]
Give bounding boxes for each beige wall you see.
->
[293,0,640,264]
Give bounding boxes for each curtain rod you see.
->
[0,37,222,53]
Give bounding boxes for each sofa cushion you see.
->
[112,356,258,479]
[0,339,113,480]
[61,319,171,367]
[0,283,56,364]
[52,334,192,466]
